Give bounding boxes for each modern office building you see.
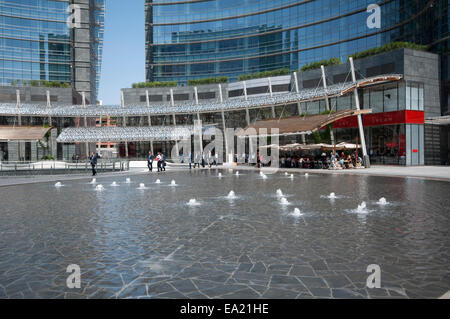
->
[0,0,105,161]
[0,47,447,165]
[126,47,444,165]
[0,0,106,102]
[144,0,449,164]
[145,0,447,99]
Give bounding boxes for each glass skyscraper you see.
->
[0,0,105,101]
[146,0,448,112]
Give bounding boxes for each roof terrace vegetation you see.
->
[299,42,428,72]
[350,41,428,60]
[10,80,72,88]
[300,58,342,72]
[131,81,178,88]
[188,76,228,85]
[237,68,290,81]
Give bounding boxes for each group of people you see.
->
[280,151,363,170]
[188,152,219,169]
[330,152,363,170]
[147,152,166,172]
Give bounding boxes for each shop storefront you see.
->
[334,110,425,166]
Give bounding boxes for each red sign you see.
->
[334,110,425,129]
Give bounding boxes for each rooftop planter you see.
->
[10,80,72,88]
[238,68,290,81]
[188,76,228,86]
[131,81,178,88]
[300,58,342,72]
[350,42,428,60]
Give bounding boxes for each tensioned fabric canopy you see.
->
[0,126,51,141]
[0,74,402,118]
[56,125,216,143]
[237,109,372,137]
[260,142,362,151]
[425,116,450,125]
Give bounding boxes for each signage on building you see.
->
[333,110,425,129]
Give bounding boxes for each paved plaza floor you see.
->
[0,165,449,299]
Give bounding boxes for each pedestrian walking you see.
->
[147,151,154,172]
[90,152,98,176]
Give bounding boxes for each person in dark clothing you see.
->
[201,153,206,168]
[161,153,166,171]
[189,152,194,169]
[89,152,98,176]
[147,151,154,172]
[156,152,162,172]
[194,153,200,168]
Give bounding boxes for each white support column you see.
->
[321,65,335,145]
[16,90,22,125]
[293,72,306,144]
[46,90,52,126]
[16,89,21,109]
[194,86,199,105]
[171,89,178,156]
[245,104,252,161]
[121,91,129,158]
[146,90,154,154]
[170,88,175,107]
[243,81,248,101]
[269,78,276,117]
[245,108,250,125]
[82,92,89,159]
[172,113,179,156]
[218,84,223,103]
[196,112,203,154]
[218,84,228,163]
[16,90,22,161]
[268,77,273,97]
[293,72,300,94]
[349,57,369,167]
[221,110,228,163]
[146,89,150,108]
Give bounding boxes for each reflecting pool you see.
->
[0,170,448,299]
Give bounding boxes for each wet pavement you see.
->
[0,169,449,299]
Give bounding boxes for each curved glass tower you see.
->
[146,0,448,86]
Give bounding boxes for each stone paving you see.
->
[0,169,449,299]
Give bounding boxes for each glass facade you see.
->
[0,0,105,100]
[0,0,71,84]
[146,0,448,89]
[92,0,105,99]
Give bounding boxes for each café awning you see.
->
[237,109,372,137]
[0,126,52,141]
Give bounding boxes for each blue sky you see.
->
[98,1,145,105]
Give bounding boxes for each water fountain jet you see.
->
[328,192,337,199]
[187,199,200,206]
[227,191,237,200]
[356,202,368,214]
[291,208,303,217]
